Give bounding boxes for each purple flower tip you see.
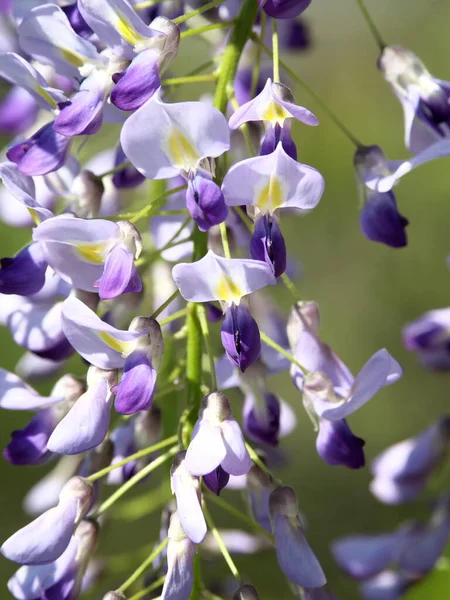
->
[221,303,261,372]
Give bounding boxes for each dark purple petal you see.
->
[112,145,146,189]
[397,520,450,575]
[221,304,261,373]
[3,409,56,466]
[54,73,105,137]
[111,49,161,112]
[250,213,286,278]
[0,243,47,296]
[43,567,77,600]
[7,122,71,176]
[316,418,365,469]
[96,246,142,300]
[260,122,297,160]
[113,350,156,415]
[259,0,312,19]
[332,533,400,580]
[280,18,311,52]
[33,336,75,362]
[186,174,229,232]
[203,465,230,496]
[360,190,409,248]
[244,392,281,447]
[0,86,38,136]
[206,302,224,322]
[61,3,93,39]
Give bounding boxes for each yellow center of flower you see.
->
[74,242,107,264]
[34,85,57,108]
[255,175,286,212]
[165,127,200,169]
[116,14,146,46]
[261,101,290,125]
[215,274,243,304]
[98,332,136,356]
[61,48,86,68]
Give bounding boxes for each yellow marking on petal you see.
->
[215,274,243,304]
[116,14,146,46]
[165,127,200,169]
[27,207,40,226]
[261,101,290,125]
[34,85,57,108]
[256,174,286,212]
[74,242,107,264]
[61,48,86,68]
[98,332,136,356]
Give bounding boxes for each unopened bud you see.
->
[354,144,391,183]
[71,170,104,217]
[149,16,180,70]
[234,584,260,600]
[74,518,99,559]
[59,476,94,520]
[201,392,233,423]
[102,593,126,600]
[269,486,298,521]
[117,220,142,258]
[247,462,273,491]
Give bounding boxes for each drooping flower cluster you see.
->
[0,1,448,599]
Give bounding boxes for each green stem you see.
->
[118,538,168,593]
[245,443,282,486]
[355,0,386,50]
[128,575,166,600]
[94,446,179,516]
[116,185,187,222]
[206,493,273,540]
[162,74,217,86]
[259,331,308,373]
[150,290,180,320]
[281,272,301,302]
[219,222,231,258]
[98,160,131,179]
[133,0,165,10]
[272,18,280,82]
[159,307,189,327]
[180,21,234,39]
[197,304,217,391]
[203,503,241,581]
[87,435,178,482]
[251,34,362,147]
[213,0,259,113]
[174,0,228,24]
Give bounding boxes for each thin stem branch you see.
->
[219,222,231,258]
[159,307,189,327]
[259,331,308,373]
[197,304,217,391]
[281,272,301,302]
[355,0,386,51]
[162,74,217,86]
[98,160,131,179]
[180,21,234,39]
[206,493,273,541]
[116,185,187,222]
[174,0,227,25]
[118,538,168,593]
[94,446,179,516]
[150,290,180,320]
[87,436,179,483]
[128,575,166,600]
[272,17,280,82]
[203,503,241,582]
[251,34,362,147]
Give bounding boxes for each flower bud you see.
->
[59,476,94,521]
[259,0,312,19]
[70,170,104,217]
[201,392,233,424]
[250,213,287,277]
[234,584,260,599]
[203,465,230,496]
[185,172,228,232]
[221,303,261,373]
[269,486,298,522]
[117,220,142,259]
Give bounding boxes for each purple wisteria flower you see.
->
[259,0,312,19]
[170,451,207,544]
[33,216,143,299]
[161,510,196,600]
[403,308,450,369]
[370,417,450,504]
[379,45,450,153]
[185,392,252,477]
[269,486,326,588]
[1,476,93,565]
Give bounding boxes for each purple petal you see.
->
[4,409,56,466]
[220,418,252,476]
[360,570,411,600]
[203,466,230,496]
[316,418,365,469]
[260,0,312,20]
[0,368,62,410]
[113,350,156,415]
[243,392,281,447]
[273,514,326,587]
[360,190,408,248]
[332,534,399,580]
[221,304,261,373]
[0,86,38,136]
[162,535,195,600]
[1,498,78,565]
[47,379,111,454]
[111,48,161,111]
[0,243,47,296]
[397,521,450,575]
[250,213,286,277]
[112,145,146,189]
[96,246,142,300]
[186,173,228,232]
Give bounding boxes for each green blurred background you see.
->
[2,0,450,598]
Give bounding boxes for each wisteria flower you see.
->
[403,307,450,369]
[161,510,196,600]
[185,392,252,477]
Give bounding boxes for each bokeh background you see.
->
[1,1,450,598]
